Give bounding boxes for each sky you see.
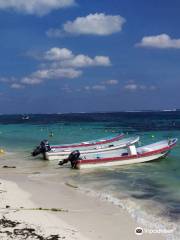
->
[0,0,180,113]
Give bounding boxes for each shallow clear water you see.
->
[0,112,180,238]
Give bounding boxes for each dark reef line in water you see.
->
[0,112,180,132]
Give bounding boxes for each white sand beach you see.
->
[0,163,165,240]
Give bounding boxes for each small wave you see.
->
[78,186,180,240]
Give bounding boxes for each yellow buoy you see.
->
[0,149,5,154]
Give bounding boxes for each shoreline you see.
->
[0,170,165,240]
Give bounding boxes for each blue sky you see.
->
[0,0,180,113]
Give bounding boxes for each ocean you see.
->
[0,112,180,239]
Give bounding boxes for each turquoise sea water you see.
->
[0,112,180,239]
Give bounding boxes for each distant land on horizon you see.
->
[0,108,180,116]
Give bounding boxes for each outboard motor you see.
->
[32,140,51,158]
[58,150,80,168]
[68,150,80,168]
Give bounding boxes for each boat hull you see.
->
[74,138,178,169]
[76,151,169,169]
[45,136,139,160]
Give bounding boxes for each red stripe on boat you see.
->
[52,133,124,149]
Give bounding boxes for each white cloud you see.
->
[85,85,106,91]
[21,77,43,85]
[0,0,76,16]
[11,83,24,89]
[21,68,82,85]
[137,34,180,49]
[124,82,157,92]
[83,80,119,92]
[44,47,73,61]
[37,68,82,79]
[37,47,111,68]
[124,83,138,91]
[2,46,111,87]
[94,56,111,66]
[47,13,125,37]
[60,54,111,68]
[104,79,119,85]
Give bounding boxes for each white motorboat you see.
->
[32,133,124,159]
[58,138,178,169]
[45,136,140,160]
